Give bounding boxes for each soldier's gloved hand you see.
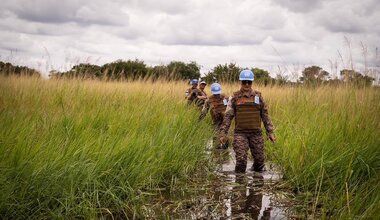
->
[268,133,276,143]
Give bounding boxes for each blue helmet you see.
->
[191,79,198,85]
[211,83,222,95]
[239,70,254,81]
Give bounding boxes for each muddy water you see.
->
[212,149,289,219]
[142,147,292,219]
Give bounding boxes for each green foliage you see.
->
[204,63,241,83]
[0,76,213,218]
[340,69,374,86]
[51,63,102,79]
[1,75,379,218]
[147,65,170,80]
[265,86,380,218]
[0,61,40,77]
[204,65,274,85]
[300,65,329,85]
[101,59,148,80]
[54,60,200,81]
[167,61,201,80]
[251,67,274,85]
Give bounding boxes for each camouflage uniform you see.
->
[199,93,228,130]
[220,89,274,173]
[199,94,228,148]
[185,87,196,100]
[187,88,207,110]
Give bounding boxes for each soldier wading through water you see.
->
[199,83,229,149]
[186,80,207,109]
[185,79,198,102]
[219,70,276,173]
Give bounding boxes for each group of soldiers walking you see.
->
[185,70,276,173]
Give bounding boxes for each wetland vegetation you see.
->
[0,75,379,219]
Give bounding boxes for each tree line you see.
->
[49,60,378,86]
[49,60,285,85]
[1,59,376,86]
[0,61,40,77]
[49,60,201,82]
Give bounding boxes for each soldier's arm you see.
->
[197,92,207,100]
[187,91,193,100]
[259,94,274,135]
[220,96,235,136]
[187,90,197,101]
[199,100,210,121]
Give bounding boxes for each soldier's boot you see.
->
[235,161,247,173]
[251,163,266,173]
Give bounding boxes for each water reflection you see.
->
[228,174,268,219]
[214,148,286,219]
[144,147,289,219]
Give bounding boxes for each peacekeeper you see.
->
[188,80,207,109]
[185,79,199,101]
[199,83,229,148]
[219,69,276,173]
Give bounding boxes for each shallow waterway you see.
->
[142,148,294,219]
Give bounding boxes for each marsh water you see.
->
[142,147,293,219]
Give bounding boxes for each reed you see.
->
[218,82,379,218]
[1,76,379,218]
[0,76,213,218]
[260,85,380,219]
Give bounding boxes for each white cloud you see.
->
[0,0,379,78]
[270,0,323,13]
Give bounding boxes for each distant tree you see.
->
[251,67,274,86]
[55,60,199,81]
[185,61,201,80]
[48,70,62,78]
[275,74,289,86]
[340,69,374,86]
[167,61,200,80]
[203,70,216,84]
[67,63,102,79]
[147,65,170,80]
[205,63,241,83]
[101,59,148,80]
[300,66,329,84]
[0,61,40,77]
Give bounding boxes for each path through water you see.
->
[141,146,293,219]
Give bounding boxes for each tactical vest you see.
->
[235,95,261,129]
[209,95,227,115]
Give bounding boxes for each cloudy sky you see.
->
[1,0,379,79]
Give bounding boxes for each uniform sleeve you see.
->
[259,95,274,134]
[187,91,198,106]
[187,90,195,101]
[199,100,210,120]
[220,96,235,135]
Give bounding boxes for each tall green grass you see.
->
[1,76,379,219]
[262,86,380,219]
[219,83,379,218]
[0,76,213,219]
